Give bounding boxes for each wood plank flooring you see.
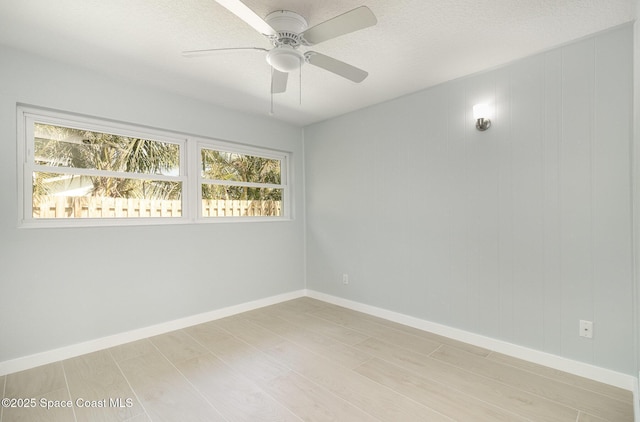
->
[0,297,634,421]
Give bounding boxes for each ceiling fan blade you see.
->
[214,0,277,36]
[305,52,368,83]
[300,6,377,46]
[182,47,268,57]
[271,69,288,94]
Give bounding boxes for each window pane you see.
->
[32,172,182,218]
[34,123,180,176]
[201,148,281,184]
[201,185,282,217]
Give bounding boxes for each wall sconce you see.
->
[473,104,491,131]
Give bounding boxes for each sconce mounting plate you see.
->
[476,118,491,131]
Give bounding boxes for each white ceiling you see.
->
[0,0,634,126]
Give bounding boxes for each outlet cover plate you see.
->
[579,320,593,339]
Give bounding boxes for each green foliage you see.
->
[201,149,282,201]
[33,124,181,200]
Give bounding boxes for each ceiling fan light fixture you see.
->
[186,2,378,98]
[266,46,304,72]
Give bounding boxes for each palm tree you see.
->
[34,124,181,200]
[201,149,282,216]
[201,149,281,201]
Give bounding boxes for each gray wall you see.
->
[1,23,635,377]
[304,24,635,374]
[0,46,305,363]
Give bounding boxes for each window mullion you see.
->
[186,137,198,221]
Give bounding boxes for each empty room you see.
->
[0,0,639,421]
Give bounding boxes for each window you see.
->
[18,106,291,227]
[200,147,285,218]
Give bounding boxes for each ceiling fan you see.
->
[183,0,377,95]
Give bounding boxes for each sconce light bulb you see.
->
[473,104,490,120]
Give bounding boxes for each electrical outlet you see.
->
[342,273,349,285]
[579,320,593,339]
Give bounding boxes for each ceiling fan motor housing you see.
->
[265,10,308,46]
[265,10,308,32]
[265,11,308,72]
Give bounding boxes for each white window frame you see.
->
[196,139,290,222]
[17,105,292,228]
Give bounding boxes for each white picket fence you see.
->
[202,199,281,217]
[33,197,281,218]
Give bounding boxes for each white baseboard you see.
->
[306,289,637,392]
[635,373,640,422]
[1,288,637,398]
[0,290,306,376]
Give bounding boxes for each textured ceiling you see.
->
[0,0,634,126]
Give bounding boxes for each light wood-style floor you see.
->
[0,297,634,421]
